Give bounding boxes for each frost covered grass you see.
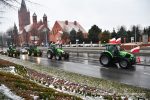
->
[0,84,23,100]
[0,59,82,100]
[0,55,150,99]
[0,71,82,100]
[34,66,150,99]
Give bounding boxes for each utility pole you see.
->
[43,28,48,47]
[135,26,136,43]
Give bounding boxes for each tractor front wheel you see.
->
[64,53,69,60]
[34,52,37,57]
[28,51,32,56]
[55,54,62,60]
[119,58,130,69]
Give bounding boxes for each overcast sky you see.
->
[0,0,150,32]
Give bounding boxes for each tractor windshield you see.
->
[106,45,120,55]
[9,46,15,50]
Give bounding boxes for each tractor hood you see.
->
[35,49,41,52]
[57,48,64,53]
[119,51,134,58]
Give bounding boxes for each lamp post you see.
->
[76,39,79,56]
[0,35,3,50]
[43,28,48,47]
[135,26,136,43]
[34,33,35,46]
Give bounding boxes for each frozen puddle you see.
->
[0,84,24,100]
[0,66,16,74]
[0,66,23,99]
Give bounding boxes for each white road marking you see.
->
[100,67,109,70]
[144,73,150,76]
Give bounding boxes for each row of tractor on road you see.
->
[0,44,69,60]
[0,44,136,69]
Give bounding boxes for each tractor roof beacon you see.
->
[99,44,136,69]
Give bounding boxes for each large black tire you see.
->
[36,52,42,57]
[15,53,18,58]
[34,52,37,57]
[99,54,111,66]
[64,53,69,60]
[8,53,13,57]
[55,54,62,60]
[47,51,53,59]
[119,58,130,69]
[28,51,32,56]
[16,52,20,58]
[39,52,42,57]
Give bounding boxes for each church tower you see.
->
[18,0,30,31]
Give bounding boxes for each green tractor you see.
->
[27,45,42,57]
[47,44,69,60]
[7,45,20,57]
[99,44,136,69]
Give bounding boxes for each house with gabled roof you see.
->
[49,20,88,44]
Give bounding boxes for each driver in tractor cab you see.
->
[114,45,120,55]
[108,45,119,56]
[50,43,57,53]
[9,45,15,50]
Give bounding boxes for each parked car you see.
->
[0,48,7,55]
[47,44,69,60]
[99,44,136,69]
[27,45,42,57]
[20,47,28,54]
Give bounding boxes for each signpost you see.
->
[131,37,134,48]
[131,37,134,43]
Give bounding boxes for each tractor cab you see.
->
[105,44,120,56]
[9,45,16,50]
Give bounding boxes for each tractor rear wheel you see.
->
[47,51,53,59]
[99,54,111,66]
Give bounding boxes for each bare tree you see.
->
[0,0,19,7]
[0,0,40,7]
[0,0,40,22]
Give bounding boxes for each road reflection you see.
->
[36,57,41,64]
[20,54,64,68]
[20,54,28,60]
[18,53,150,89]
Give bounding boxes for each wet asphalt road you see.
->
[20,53,150,89]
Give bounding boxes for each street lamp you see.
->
[43,28,48,47]
[135,26,136,43]
[76,39,79,56]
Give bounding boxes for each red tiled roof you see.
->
[57,21,87,33]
